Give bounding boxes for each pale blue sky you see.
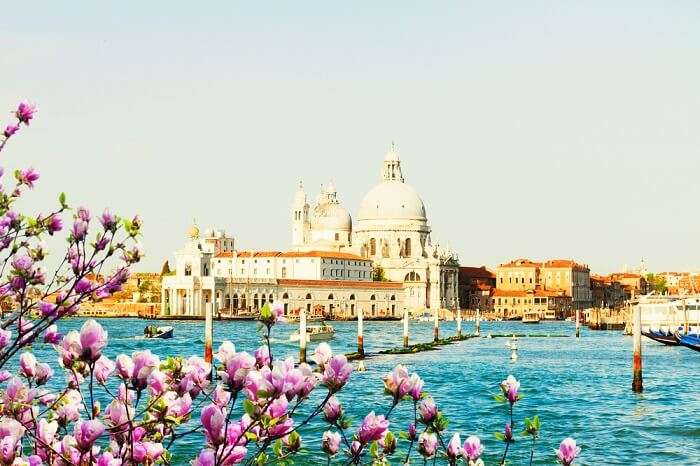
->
[1,1,698,274]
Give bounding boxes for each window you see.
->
[185,264,192,276]
[281,267,287,278]
[405,238,412,256]
[335,233,339,241]
[370,238,376,256]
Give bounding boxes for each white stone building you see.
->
[161,144,459,319]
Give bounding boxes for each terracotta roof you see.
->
[214,250,368,261]
[475,283,493,291]
[278,279,402,290]
[543,259,589,271]
[499,259,542,268]
[459,266,496,280]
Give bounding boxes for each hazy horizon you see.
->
[2,1,698,275]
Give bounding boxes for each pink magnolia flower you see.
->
[3,124,19,138]
[0,328,11,349]
[77,206,91,223]
[133,441,164,463]
[321,355,352,392]
[15,102,37,124]
[74,419,105,451]
[462,435,484,462]
[254,345,270,368]
[183,356,211,390]
[383,364,411,400]
[407,422,417,441]
[222,351,255,391]
[215,444,247,465]
[46,214,63,234]
[504,423,513,442]
[212,384,231,408]
[313,342,332,368]
[0,371,11,382]
[0,419,25,442]
[215,341,236,364]
[243,370,273,402]
[447,433,462,460]
[94,356,115,384]
[131,350,160,390]
[357,411,389,444]
[97,452,122,466]
[19,352,37,378]
[201,404,226,445]
[18,168,40,188]
[115,354,134,379]
[35,362,53,385]
[408,373,424,401]
[323,395,342,423]
[80,319,108,362]
[166,392,192,419]
[500,374,520,404]
[37,419,58,446]
[148,369,167,396]
[192,449,216,466]
[557,437,581,466]
[418,396,437,424]
[321,430,341,456]
[71,219,88,240]
[11,254,33,271]
[418,432,438,458]
[0,435,18,464]
[43,324,62,343]
[104,399,132,431]
[99,209,117,231]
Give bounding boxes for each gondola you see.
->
[641,329,680,346]
[678,332,700,352]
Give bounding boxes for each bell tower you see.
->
[382,141,404,182]
[291,181,310,247]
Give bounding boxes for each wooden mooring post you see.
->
[575,309,581,338]
[433,308,439,342]
[456,309,462,338]
[475,308,481,336]
[299,308,307,364]
[403,309,409,348]
[632,304,643,393]
[357,308,364,356]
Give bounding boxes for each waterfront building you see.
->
[492,289,571,320]
[590,274,625,309]
[609,272,647,300]
[458,266,496,312]
[493,257,591,318]
[160,145,460,319]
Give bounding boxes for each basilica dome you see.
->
[312,202,352,231]
[357,181,426,222]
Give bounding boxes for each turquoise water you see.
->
[15,318,700,465]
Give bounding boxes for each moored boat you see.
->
[678,332,700,352]
[289,323,335,343]
[522,311,540,324]
[140,326,174,339]
[642,328,680,346]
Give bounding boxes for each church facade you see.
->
[160,145,460,319]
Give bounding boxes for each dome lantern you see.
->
[382,141,404,182]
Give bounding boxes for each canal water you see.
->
[15,318,700,464]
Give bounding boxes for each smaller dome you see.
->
[188,224,200,239]
[311,202,352,231]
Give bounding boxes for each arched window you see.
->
[269,294,274,303]
[328,294,334,300]
[253,294,259,310]
[241,294,247,310]
[184,264,192,276]
[349,294,355,300]
[281,267,287,278]
[305,293,312,300]
[369,238,376,256]
[390,295,396,301]
[232,294,238,309]
[370,295,376,301]
[282,293,289,300]
[405,238,411,257]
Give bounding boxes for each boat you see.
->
[140,326,174,339]
[642,328,680,346]
[679,332,700,352]
[522,311,540,324]
[289,323,335,343]
[417,311,433,322]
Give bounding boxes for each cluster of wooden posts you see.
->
[201,302,644,394]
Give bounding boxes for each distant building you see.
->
[492,289,571,320]
[493,257,591,319]
[590,274,624,309]
[609,273,647,300]
[458,266,496,311]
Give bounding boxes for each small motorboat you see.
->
[289,323,335,343]
[678,332,700,352]
[140,325,174,339]
[642,328,680,346]
[522,311,541,324]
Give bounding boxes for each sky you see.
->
[1,1,698,275]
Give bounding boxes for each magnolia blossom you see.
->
[321,355,352,392]
[35,363,53,386]
[357,411,389,444]
[323,395,342,423]
[313,342,332,368]
[74,419,105,451]
[79,319,108,362]
[133,441,164,463]
[19,352,37,378]
[221,351,255,391]
[19,168,40,188]
[418,432,438,458]
[15,101,36,124]
[94,356,115,384]
[462,435,484,462]
[131,350,160,390]
[500,374,520,404]
[557,437,581,466]
[407,422,417,441]
[447,433,462,460]
[0,328,11,349]
[322,430,341,456]
[418,396,437,424]
[43,324,62,343]
[254,345,270,368]
[201,404,226,445]
[383,365,411,400]
[3,124,19,138]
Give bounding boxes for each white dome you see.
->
[312,202,352,231]
[357,180,426,222]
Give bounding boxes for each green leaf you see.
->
[494,394,507,403]
[273,440,283,457]
[369,441,378,458]
[260,303,272,320]
[243,399,256,417]
[59,192,67,207]
[494,432,505,441]
[534,415,540,429]
[255,452,268,466]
